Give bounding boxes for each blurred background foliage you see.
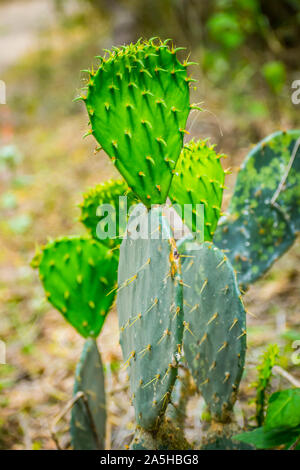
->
[0,0,299,449]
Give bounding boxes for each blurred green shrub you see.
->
[262,61,286,94]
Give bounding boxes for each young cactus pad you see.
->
[180,241,246,421]
[214,130,300,287]
[79,179,136,248]
[117,204,184,430]
[34,236,118,338]
[169,139,225,241]
[82,39,192,207]
[70,339,106,450]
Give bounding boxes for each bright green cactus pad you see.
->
[181,242,246,421]
[214,130,300,286]
[70,339,106,450]
[117,205,184,430]
[169,139,225,241]
[79,179,137,248]
[35,236,118,338]
[82,39,192,207]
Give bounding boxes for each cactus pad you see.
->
[83,39,191,207]
[181,241,246,421]
[35,236,118,338]
[214,130,300,286]
[117,205,183,430]
[169,139,225,241]
[79,179,136,248]
[70,339,106,449]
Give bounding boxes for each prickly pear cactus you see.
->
[117,205,183,430]
[71,339,106,450]
[214,130,300,287]
[180,241,246,422]
[33,236,118,337]
[169,139,226,241]
[81,39,193,207]
[79,179,136,248]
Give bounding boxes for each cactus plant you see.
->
[79,179,137,248]
[80,39,194,207]
[180,241,246,422]
[169,139,226,241]
[33,236,118,338]
[31,37,300,450]
[71,339,106,450]
[214,130,300,287]
[117,204,183,431]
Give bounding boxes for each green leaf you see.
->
[252,343,280,427]
[262,61,286,95]
[234,426,300,449]
[265,388,300,430]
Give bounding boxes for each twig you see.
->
[289,434,300,450]
[51,391,84,450]
[19,414,32,450]
[273,365,300,388]
[51,390,102,450]
[109,384,129,395]
[271,137,300,205]
[81,393,103,450]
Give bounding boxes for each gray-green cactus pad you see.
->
[181,241,246,421]
[70,339,106,450]
[117,205,183,430]
[214,130,300,286]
